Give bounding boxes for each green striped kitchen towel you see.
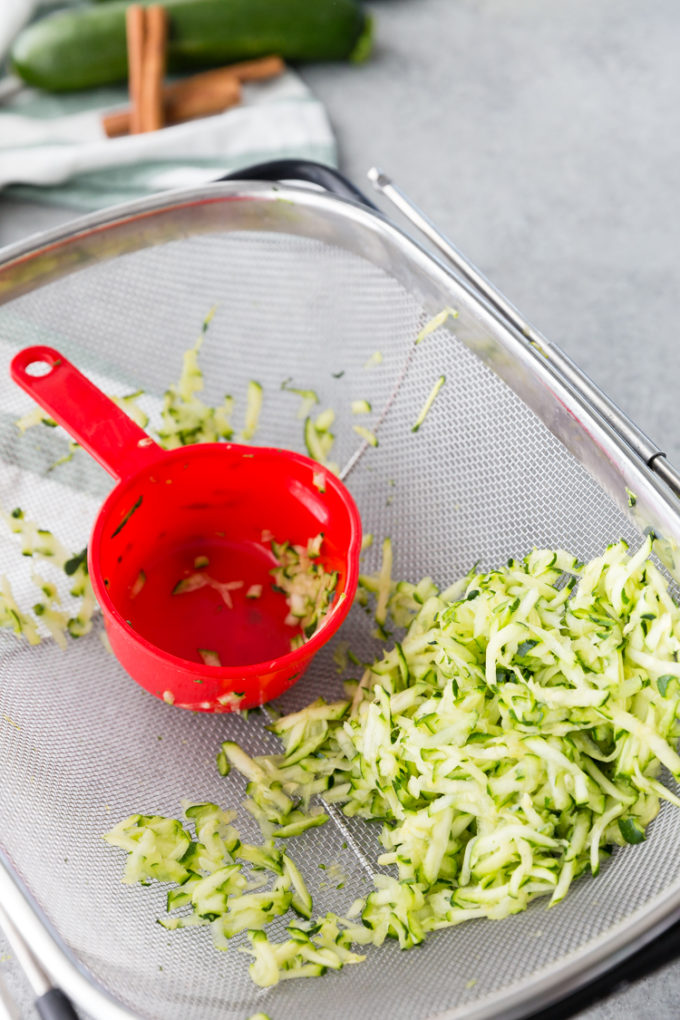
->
[0,69,337,211]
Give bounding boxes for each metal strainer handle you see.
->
[367,167,680,500]
[0,901,78,1020]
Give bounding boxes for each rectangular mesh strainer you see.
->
[1,166,680,1020]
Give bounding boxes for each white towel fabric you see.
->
[0,66,337,210]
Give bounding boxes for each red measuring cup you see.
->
[11,346,362,712]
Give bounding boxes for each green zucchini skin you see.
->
[11,0,370,93]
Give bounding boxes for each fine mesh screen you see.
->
[0,209,678,1020]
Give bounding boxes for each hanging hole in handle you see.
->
[17,350,64,383]
[24,359,56,378]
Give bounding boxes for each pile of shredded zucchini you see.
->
[105,800,365,987]
[156,309,236,448]
[107,535,680,987]
[270,534,340,650]
[320,534,680,935]
[0,507,94,647]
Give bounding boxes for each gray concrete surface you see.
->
[2,0,680,1017]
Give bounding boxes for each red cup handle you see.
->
[11,346,163,482]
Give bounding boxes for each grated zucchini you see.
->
[106,537,680,988]
[352,425,378,448]
[111,391,149,429]
[103,800,346,980]
[412,375,446,432]
[414,307,457,345]
[363,351,383,369]
[281,379,319,420]
[157,309,235,449]
[241,381,263,441]
[303,414,339,474]
[270,534,339,645]
[0,508,95,646]
[198,649,221,667]
[351,399,371,415]
[225,536,680,957]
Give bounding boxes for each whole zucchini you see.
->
[11,0,371,93]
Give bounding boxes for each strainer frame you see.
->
[1,170,680,1020]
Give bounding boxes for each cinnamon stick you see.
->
[166,74,241,124]
[140,5,167,132]
[125,4,146,135]
[103,56,285,139]
[104,73,241,138]
[193,55,285,85]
